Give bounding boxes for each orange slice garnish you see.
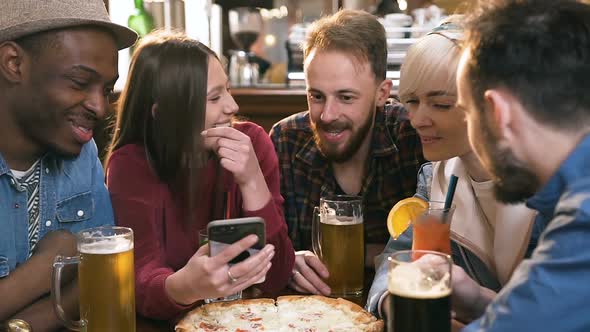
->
[387,197,429,239]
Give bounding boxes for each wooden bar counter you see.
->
[96,86,307,160]
[231,85,308,132]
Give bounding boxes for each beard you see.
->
[311,101,375,163]
[478,120,541,203]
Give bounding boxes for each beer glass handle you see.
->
[52,255,85,331]
[311,206,322,259]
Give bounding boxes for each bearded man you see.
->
[270,9,424,296]
[453,0,590,330]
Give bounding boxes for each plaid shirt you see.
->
[270,101,425,250]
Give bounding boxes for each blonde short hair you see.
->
[399,16,464,99]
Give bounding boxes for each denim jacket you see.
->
[463,135,590,332]
[0,140,114,276]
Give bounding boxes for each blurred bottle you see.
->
[145,0,165,30]
[128,0,155,38]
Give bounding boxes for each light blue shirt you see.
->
[464,134,590,332]
[0,140,114,277]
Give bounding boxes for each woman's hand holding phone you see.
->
[165,234,275,305]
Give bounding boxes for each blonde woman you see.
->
[366,17,546,323]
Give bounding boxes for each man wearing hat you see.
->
[0,0,136,329]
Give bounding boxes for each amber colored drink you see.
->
[78,240,136,332]
[319,219,364,297]
[412,215,451,255]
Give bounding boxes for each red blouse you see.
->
[106,122,295,320]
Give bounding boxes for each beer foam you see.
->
[320,215,363,226]
[388,263,451,299]
[79,238,133,254]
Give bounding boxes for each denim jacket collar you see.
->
[0,141,114,274]
[0,151,61,177]
[527,134,590,217]
[526,174,563,221]
[0,153,9,176]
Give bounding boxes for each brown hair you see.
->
[303,9,387,81]
[464,0,590,131]
[107,31,216,206]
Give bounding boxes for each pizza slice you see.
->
[176,298,279,332]
[277,295,384,332]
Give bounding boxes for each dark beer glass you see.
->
[387,250,452,332]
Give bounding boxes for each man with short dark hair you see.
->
[0,0,136,330]
[454,0,590,330]
[270,9,423,295]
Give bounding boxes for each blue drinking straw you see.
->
[444,174,459,210]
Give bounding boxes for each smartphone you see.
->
[207,217,266,265]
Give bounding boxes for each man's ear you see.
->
[0,42,26,84]
[483,89,516,143]
[375,79,393,107]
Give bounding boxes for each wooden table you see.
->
[64,268,465,331]
[58,315,172,332]
[136,318,465,332]
[65,269,373,331]
[136,315,172,331]
[135,310,466,332]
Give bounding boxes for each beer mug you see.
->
[52,226,136,332]
[387,250,452,332]
[312,195,364,297]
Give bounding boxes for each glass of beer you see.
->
[387,250,452,332]
[412,201,455,255]
[312,195,364,298]
[52,226,135,332]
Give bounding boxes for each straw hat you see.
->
[0,0,137,50]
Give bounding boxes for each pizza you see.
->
[175,295,384,332]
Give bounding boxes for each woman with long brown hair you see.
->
[106,31,294,320]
